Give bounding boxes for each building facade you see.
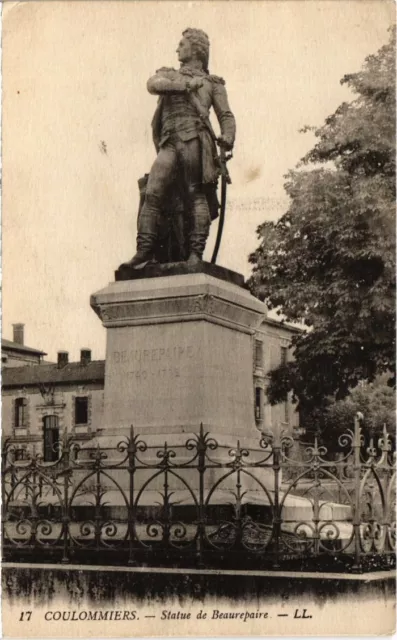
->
[2,350,104,461]
[253,318,300,434]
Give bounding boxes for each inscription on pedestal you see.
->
[112,345,196,383]
[112,345,195,363]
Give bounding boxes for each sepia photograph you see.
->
[1,0,395,636]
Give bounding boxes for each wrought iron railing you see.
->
[2,415,395,571]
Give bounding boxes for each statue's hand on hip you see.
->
[218,135,233,151]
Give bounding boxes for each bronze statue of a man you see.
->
[124,28,236,268]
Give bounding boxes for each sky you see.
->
[2,0,394,362]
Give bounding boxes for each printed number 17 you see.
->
[19,611,32,622]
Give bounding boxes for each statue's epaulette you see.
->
[156,67,176,74]
[208,74,225,85]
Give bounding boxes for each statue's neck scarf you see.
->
[179,63,208,77]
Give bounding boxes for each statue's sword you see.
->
[211,145,232,264]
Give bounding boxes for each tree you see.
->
[248,28,395,417]
[313,376,396,454]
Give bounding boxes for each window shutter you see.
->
[255,387,262,420]
[43,415,60,462]
[254,340,263,369]
[75,397,89,425]
[15,398,27,428]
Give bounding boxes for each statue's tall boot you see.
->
[121,195,160,269]
[187,193,210,265]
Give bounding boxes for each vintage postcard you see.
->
[1,0,396,637]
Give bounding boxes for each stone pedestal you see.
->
[91,264,266,440]
[89,263,273,508]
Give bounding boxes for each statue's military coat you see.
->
[150,65,236,188]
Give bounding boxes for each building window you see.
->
[14,448,26,461]
[75,396,88,425]
[279,348,289,422]
[254,340,264,369]
[255,387,263,421]
[283,397,289,423]
[43,415,60,462]
[15,398,27,428]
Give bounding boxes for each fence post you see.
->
[128,425,137,566]
[1,443,8,551]
[196,424,206,569]
[378,424,392,556]
[352,412,363,573]
[93,446,103,551]
[29,445,39,549]
[162,443,171,547]
[311,435,321,558]
[61,435,71,564]
[272,427,281,569]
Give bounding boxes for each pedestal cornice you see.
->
[91,272,266,334]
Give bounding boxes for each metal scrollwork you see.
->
[2,418,395,571]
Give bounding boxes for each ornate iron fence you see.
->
[2,415,395,571]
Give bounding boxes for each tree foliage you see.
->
[310,376,396,453]
[248,28,395,415]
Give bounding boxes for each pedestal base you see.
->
[115,260,245,287]
[91,265,267,439]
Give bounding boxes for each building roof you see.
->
[2,360,105,388]
[261,317,304,334]
[2,338,47,357]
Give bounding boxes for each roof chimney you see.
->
[57,351,69,368]
[80,349,91,365]
[13,323,25,345]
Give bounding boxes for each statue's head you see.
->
[177,28,210,71]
